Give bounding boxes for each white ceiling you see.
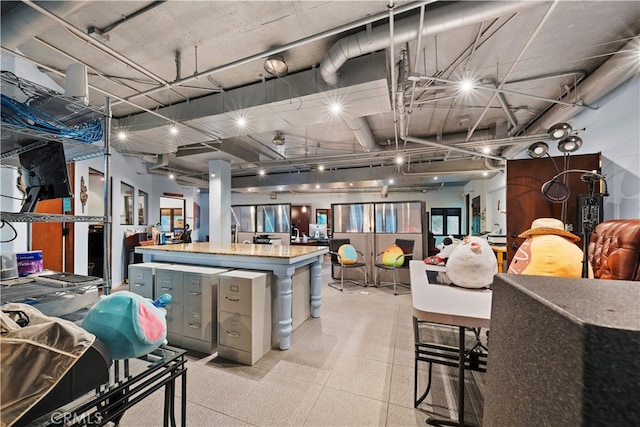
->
[2,1,639,194]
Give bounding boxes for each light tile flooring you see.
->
[119,258,485,426]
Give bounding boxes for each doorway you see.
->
[160,196,186,237]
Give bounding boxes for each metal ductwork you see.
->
[320,1,544,85]
[147,153,169,170]
[502,35,640,159]
[342,116,377,152]
[1,2,85,49]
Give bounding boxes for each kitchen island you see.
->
[136,242,328,350]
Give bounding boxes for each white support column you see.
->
[209,159,231,243]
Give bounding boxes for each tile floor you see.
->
[119,258,485,426]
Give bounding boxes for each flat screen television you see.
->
[19,141,73,213]
[308,223,328,239]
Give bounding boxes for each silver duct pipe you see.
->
[320,1,544,85]
[342,116,377,152]
[0,1,84,48]
[502,35,640,159]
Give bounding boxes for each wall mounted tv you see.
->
[19,141,73,213]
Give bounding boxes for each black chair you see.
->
[374,238,414,295]
[182,229,192,243]
[328,238,367,291]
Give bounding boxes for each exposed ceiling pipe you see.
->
[502,35,640,159]
[320,1,545,85]
[465,1,558,142]
[403,135,506,161]
[0,1,84,48]
[342,116,377,152]
[109,1,435,105]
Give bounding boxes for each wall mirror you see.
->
[120,181,134,225]
[138,190,147,225]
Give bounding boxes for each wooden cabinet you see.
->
[506,153,601,265]
[218,270,272,365]
[154,265,228,353]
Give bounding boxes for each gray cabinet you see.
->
[218,271,273,365]
[154,265,228,353]
[128,262,172,299]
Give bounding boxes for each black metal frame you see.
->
[413,318,488,427]
[36,346,187,427]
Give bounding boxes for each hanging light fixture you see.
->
[547,123,573,140]
[264,55,288,77]
[558,135,583,153]
[272,132,285,146]
[527,141,549,158]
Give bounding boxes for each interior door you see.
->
[506,152,601,265]
[31,165,75,273]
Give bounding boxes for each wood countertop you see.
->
[136,242,328,259]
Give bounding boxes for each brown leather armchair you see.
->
[588,219,640,281]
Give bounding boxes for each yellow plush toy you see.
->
[508,218,593,278]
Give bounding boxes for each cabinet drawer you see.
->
[164,303,182,334]
[183,304,211,341]
[155,270,182,302]
[219,277,252,316]
[219,311,252,352]
[183,273,210,307]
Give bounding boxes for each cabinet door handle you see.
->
[188,291,200,296]
[161,287,172,291]
[226,331,239,338]
[192,312,200,318]
[134,283,144,287]
[226,297,239,302]
[189,323,201,329]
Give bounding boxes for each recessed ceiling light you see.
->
[482,146,491,154]
[318,165,325,171]
[329,101,342,115]
[389,179,394,184]
[236,116,247,127]
[483,171,488,176]
[459,78,474,93]
[169,173,175,180]
[170,125,178,135]
[117,131,127,140]
[433,176,438,180]
[211,173,216,177]
[315,184,320,189]
[349,182,353,186]
[258,169,266,176]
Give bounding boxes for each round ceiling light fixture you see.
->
[558,135,583,153]
[272,132,285,146]
[527,141,549,158]
[264,55,288,77]
[547,123,573,140]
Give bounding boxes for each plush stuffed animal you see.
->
[508,217,591,278]
[81,291,171,360]
[445,236,498,289]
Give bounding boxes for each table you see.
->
[490,245,507,273]
[411,261,492,427]
[136,243,328,350]
[30,346,187,427]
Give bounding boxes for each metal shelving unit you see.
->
[0,70,112,293]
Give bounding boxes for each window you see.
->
[431,208,462,237]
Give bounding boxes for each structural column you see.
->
[208,159,231,243]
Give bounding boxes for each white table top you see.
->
[410,260,492,329]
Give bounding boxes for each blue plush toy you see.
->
[82,291,171,360]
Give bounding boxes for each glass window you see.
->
[231,205,256,232]
[138,190,147,225]
[332,203,372,233]
[120,182,134,225]
[374,202,423,233]
[431,207,462,237]
[256,204,290,233]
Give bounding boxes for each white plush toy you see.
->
[445,236,498,289]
